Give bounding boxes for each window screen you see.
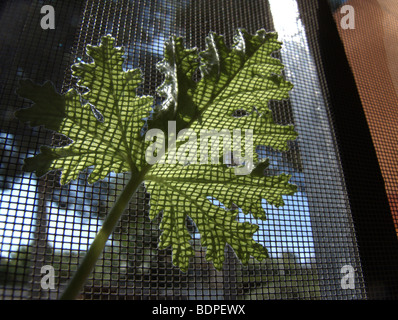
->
[0,0,397,301]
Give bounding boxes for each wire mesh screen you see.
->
[2,0,393,301]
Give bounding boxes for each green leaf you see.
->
[16,36,153,185]
[15,80,66,131]
[145,163,296,270]
[16,30,298,273]
[191,30,296,150]
[145,29,298,270]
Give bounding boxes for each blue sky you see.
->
[0,173,104,255]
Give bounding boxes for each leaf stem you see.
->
[59,171,146,300]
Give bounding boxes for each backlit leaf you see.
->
[16,30,298,272]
